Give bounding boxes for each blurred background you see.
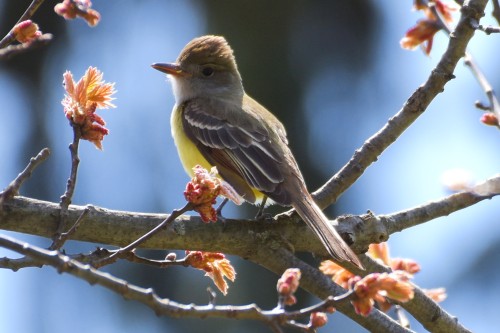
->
[0,1,499,332]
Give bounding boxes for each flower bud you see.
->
[165,253,177,261]
[481,113,499,126]
[13,20,41,43]
[309,312,328,328]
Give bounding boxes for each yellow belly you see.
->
[171,104,213,176]
[170,104,265,204]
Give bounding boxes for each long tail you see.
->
[292,194,363,269]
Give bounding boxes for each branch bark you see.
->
[2,174,498,261]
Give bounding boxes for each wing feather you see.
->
[181,97,289,203]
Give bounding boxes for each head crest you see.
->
[177,35,238,71]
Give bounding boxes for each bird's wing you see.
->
[181,96,292,204]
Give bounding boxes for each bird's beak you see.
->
[151,62,190,77]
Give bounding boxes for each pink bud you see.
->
[310,312,328,328]
[481,113,499,126]
[13,20,41,43]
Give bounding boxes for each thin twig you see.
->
[92,202,194,267]
[51,124,82,250]
[284,321,314,333]
[470,21,500,34]
[107,249,191,268]
[59,124,82,210]
[49,207,90,250]
[0,233,354,328]
[380,174,500,237]
[284,292,354,320]
[0,245,197,272]
[492,0,500,25]
[61,207,89,238]
[15,0,47,25]
[326,174,500,256]
[0,33,53,60]
[463,53,500,126]
[431,2,500,128]
[0,0,47,49]
[0,148,50,206]
[474,100,491,110]
[0,246,185,272]
[0,256,43,271]
[0,248,111,271]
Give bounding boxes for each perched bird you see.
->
[152,35,362,268]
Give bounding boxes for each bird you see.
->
[152,35,362,269]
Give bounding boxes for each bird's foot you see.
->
[216,198,229,230]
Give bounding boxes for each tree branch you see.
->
[0,148,50,206]
[50,124,83,250]
[0,33,53,60]
[463,52,500,126]
[311,0,489,208]
[492,0,500,25]
[0,233,408,332]
[431,1,500,128]
[0,0,47,49]
[92,202,194,268]
[381,175,500,236]
[470,20,500,34]
[1,172,498,263]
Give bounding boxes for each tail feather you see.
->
[292,195,363,269]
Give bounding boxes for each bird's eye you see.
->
[201,66,214,77]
